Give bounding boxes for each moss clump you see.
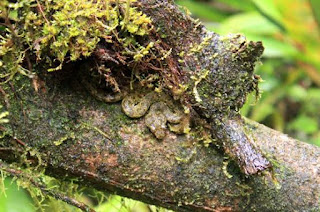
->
[0,104,9,138]
[0,105,9,124]
[0,0,152,76]
[187,34,263,120]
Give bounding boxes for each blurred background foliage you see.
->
[0,176,173,212]
[177,0,320,146]
[1,0,319,211]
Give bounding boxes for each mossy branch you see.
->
[0,0,319,211]
[0,88,319,211]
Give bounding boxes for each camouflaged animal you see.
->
[83,33,270,175]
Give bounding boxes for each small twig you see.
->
[35,0,50,25]
[0,147,16,152]
[13,137,26,146]
[0,162,96,212]
[0,86,9,108]
[35,0,55,42]
[0,127,26,148]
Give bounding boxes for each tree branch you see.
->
[0,0,319,211]
[0,77,319,211]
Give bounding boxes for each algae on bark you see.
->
[1,0,319,211]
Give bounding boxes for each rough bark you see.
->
[0,0,320,211]
[1,75,320,212]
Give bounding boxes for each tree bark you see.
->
[0,0,320,211]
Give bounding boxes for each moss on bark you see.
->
[1,75,320,211]
[0,0,319,211]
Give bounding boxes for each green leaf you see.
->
[303,88,320,116]
[95,195,173,212]
[306,88,320,100]
[259,77,280,91]
[211,12,298,58]
[287,85,307,102]
[245,35,298,58]
[215,12,281,35]
[288,115,319,134]
[251,0,285,31]
[176,0,228,22]
[311,133,320,146]
[216,0,255,12]
[249,88,286,122]
[250,103,274,122]
[0,178,35,212]
[95,195,150,212]
[309,0,320,30]
[240,93,255,117]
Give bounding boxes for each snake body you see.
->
[122,91,184,139]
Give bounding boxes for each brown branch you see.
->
[0,0,319,211]
[0,80,319,211]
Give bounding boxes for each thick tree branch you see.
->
[0,0,319,211]
[0,77,319,211]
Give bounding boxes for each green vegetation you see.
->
[0,0,319,211]
[0,178,35,212]
[0,1,171,211]
[0,105,9,124]
[177,0,320,146]
[0,0,152,77]
[0,176,173,212]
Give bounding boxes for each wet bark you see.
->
[1,76,320,211]
[0,0,320,211]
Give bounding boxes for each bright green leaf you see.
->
[216,0,255,12]
[0,178,35,212]
[309,0,320,30]
[251,0,285,31]
[288,85,307,102]
[95,195,150,212]
[245,35,298,58]
[306,88,320,100]
[288,115,318,134]
[215,12,281,35]
[176,0,228,22]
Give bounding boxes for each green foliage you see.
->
[309,0,320,29]
[0,173,172,212]
[94,195,173,212]
[0,105,9,124]
[288,115,318,134]
[176,0,228,22]
[0,178,35,212]
[177,0,320,146]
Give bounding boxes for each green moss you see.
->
[0,105,9,124]
[0,0,152,76]
[187,34,213,56]
[53,132,75,146]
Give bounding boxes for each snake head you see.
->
[189,34,264,119]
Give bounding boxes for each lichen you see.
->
[187,34,213,56]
